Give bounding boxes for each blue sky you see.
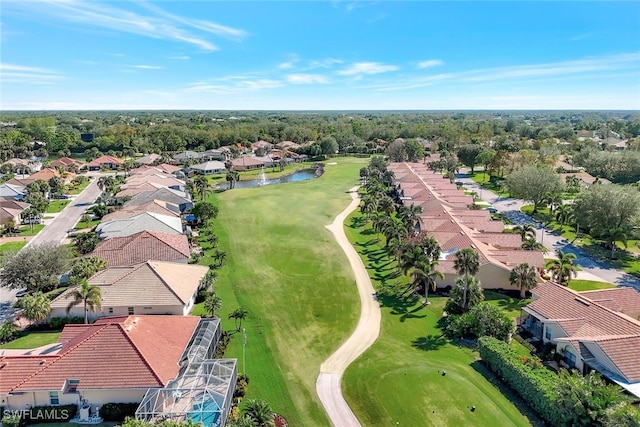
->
[1,1,639,110]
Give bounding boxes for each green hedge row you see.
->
[99,403,139,421]
[478,336,562,425]
[23,404,78,424]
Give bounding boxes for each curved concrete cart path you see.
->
[316,187,381,427]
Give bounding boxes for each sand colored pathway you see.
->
[316,187,381,427]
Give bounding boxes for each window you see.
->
[49,391,59,405]
[565,351,577,368]
[127,307,134,315]
[545,327,551,340]
[108,308,113,314]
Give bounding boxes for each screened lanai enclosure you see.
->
[135,319,238,427]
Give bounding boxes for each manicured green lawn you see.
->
[485,291,529,320]
[342,213,539,427]
[19,224,44,236]
[568,280,616,291]
[74,219,100,229]
[468,171,510,198]
[67,179,91,195]
[0,331,61,349]
[46,200,71,213]
[201,158,366,425]
[0,241,27,253]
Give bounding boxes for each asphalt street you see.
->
[456,172,640,291]
[0,177,102,322]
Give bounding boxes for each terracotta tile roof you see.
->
[50,157,83,168]
[528,282,640,338]
[490,250,545,268]
[475,233,522,249]
[3,316,199,393]
[590,336,640,382]
[87,155,123,167]
[90,230,190,266]
[29,168,61,182]
[125,188,191,209]
[579,288,640,317]
[102,200,181,222]
[231,156,267,167]
[51,261,207,306]
[116,182,167,198]
[123,174,185,189]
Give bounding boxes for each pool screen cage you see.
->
[135,359,237,427]
[135,319,236,427]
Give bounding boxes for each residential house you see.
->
[50,157,83,171]
[390,161,545,292]
[191,161,227,175]
[49,261,207,319]
[87,155,123,171]
[520,281,640,398]
[125,188,193,213]
[102,200,181,222]
[275,141,301,150]
[0,184,26,201]
[122,173,185,191]
[29,167,74,185]
[0,198,30,226]
[89,230,190,267]
[0,316,233,412]
[173,151,204,165]
[130,164,182,176]
[95,212,183,239]
[231,156,267,171]
[135,154,161,165]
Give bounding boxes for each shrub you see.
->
[213,331,231,358]
[99,403,139,421]
[1,414,21,427]
[48,316,84,330]
[446,303,514,342]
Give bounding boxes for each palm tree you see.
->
[418,234,441,261]
[411,261,444,304]
[80,213,92,228]
[398,203,423,233]
[453,248,480,312]
[603,227,628,259]
[212,250,227,268]
[521,237,548,253]
[0,320,18,342]
[545,249,578,286]
[398,244,428,276]
[18,292,50,326]
[227,417,256,427]
[203,291,222,318]
[193,175,209,201]
[228,307,249,331]
[509,263,538,298]
[555,203,574,227]
[243,399,275,427]
[545,191,563,219]
[513,223,536,241]
[66,278,102,324]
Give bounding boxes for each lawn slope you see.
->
[208,158,366,426]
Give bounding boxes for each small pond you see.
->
[217,169,318,190]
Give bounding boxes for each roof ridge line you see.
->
[116,321,165,386]
[146,261,188,304]
[10,324,109,392]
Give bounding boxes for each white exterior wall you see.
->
[438,264,514,291]
[49,304,186,322]
[582,342,626,380]
[2,388,148,411]
[542,322,566,343]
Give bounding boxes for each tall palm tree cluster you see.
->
[359,159,443,304]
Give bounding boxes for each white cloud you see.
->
[168,55,190,60]
[308,58,343,69]
[286,74,329,84]
[0,63,63,84]
[278,54,300,70]
[337,62,399,76]
[130,65,164,70]
[417,59,444,69]
[16,0,248,52]
[186,78,283,94]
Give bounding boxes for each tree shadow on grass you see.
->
[470,361,546,427]
[373,270,401,282]
[356,239,381,249]
[349,216,367,229]
[411,334,447,351]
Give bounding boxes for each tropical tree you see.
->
[193,175,210,201]
[444,275,484,315]
[0,320,18,342]
[411,261,444,304]
[398,203,422,232]
[509,263,538,298]
[453,248,480,312]
[17,292,50,325]
[73,231,100,254]
[513,223,536,240]
[0,242,71,292]
[192,202,219,227]
[66,278,102,324]
[228,307,249,331]
[212,250,227,268]
[70,256,107,279]
[97,176,116,195]
[80,213,92,227]
[505,165,564,213]
[203,291,222,318]
[555,203,574,227]
[545,249,578,286]
[475,149,496,181]
[521,237,547,253]
[602,227,628,259]
[418,234,441,262]
[243,399,275,427]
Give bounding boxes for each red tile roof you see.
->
[1,316,199,393]
[102,200,181,222]
[90,230,190,266]
[590,336,640,382]
[50,157,83,168]
[579,288,640,317]
[87,155,123,167]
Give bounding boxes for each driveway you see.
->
[456,171,640,291]
[0,177,102,321]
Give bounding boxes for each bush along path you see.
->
[316,186,382,427]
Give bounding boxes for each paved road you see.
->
[0,177,102,322]
[457,172,640,291]
[26,178,101,247]
[316,187,381,427]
